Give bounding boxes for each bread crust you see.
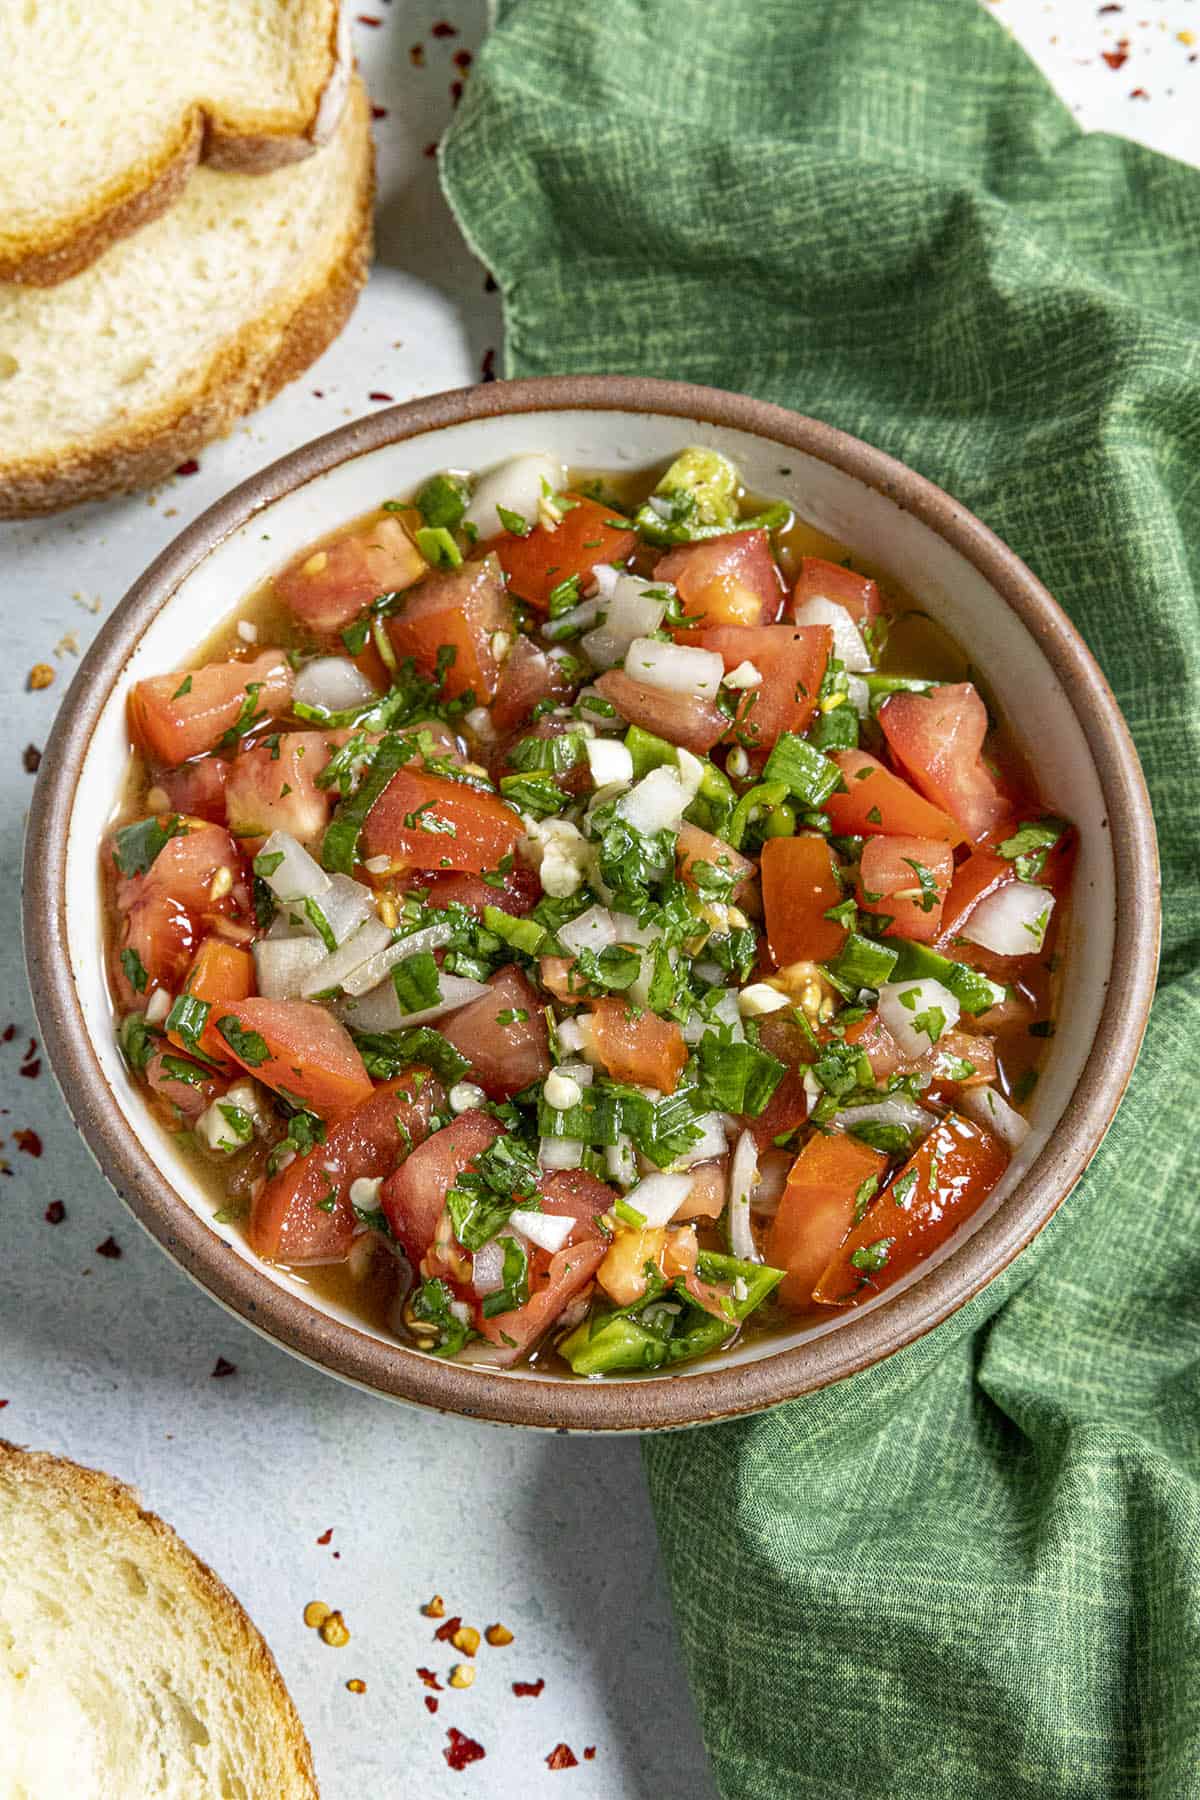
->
[0,1438,319,1798]
[0,0,351,287]
[0,79,375,520]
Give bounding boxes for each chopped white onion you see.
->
[512,1209,577,1253]
[846,676,871,717]
[625,1172,695,1227]
[575,685,626,731]
[448,1081,486,1114]
[472,1237,508,1296]
[340,918,455,997]
[544,1068,584,1111]
[259,830,331,904]
[960,1084,1032,1150]
[549,598,601,638]
[585,737,634,788]
[338,972,489,1033]
[558,903,620,957]
[877,977,962,1060]
[144,988,172,1026]
[292,656,377,714]
[298,916,393,998]
[590,563,621,599]
[349,1176,383,1210]
[738,982,789,1017]
[253,935,328,1000]
[728,1129,761,1262]
[290,872,374,948]
[670,1112,728,1170]
[615,764,688,836]
[554,1016,587,1058]
[606,1133,638,1189]
[961,884,1055,957]
[622,636,724,698]
[580,576,670,669]
[791,595,873,672]
[539,1136,585,1170]
[463,453,565,539]
[831,1095,937,1138]
[723,660,762,690]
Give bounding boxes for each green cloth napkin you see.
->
[441,4,1200,1792]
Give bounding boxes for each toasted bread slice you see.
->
[0,1,351,286]
[0,77,374,520]
[0,1439,318,1799]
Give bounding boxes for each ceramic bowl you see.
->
[23,377,1159,1431]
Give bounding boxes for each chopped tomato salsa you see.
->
[105,444,1071,1373]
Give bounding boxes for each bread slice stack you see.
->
[0,2,373,518]
[0,1441,318,1798]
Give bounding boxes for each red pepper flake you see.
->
[434,1615,462,1643]
[423,140,439,158]
[1098,4,1123,12]
[584,1747,596,1761]
[513,1678,545,1698]
[0,1401,8,1411]
[431,20,459,37]
[1101,40,1130,67]
[175,458,200,476]
[483,272,497,293]
[13,1128,42,1157]
[357,13,383,23]
[443,1727,485,1771]
[312,389,325,398]
[368,391,394,403]
[481,347,496,382]
[417,1667,443,1690]
[1,1025,14,1043]
[19,1058,40,1080]
[96,1235,122,1259]
[450,79,464,105]
[22,744,41,773]
[410,43,424,64]
[1129,86,1149,98]
[425,1695,439,1713]
[452,48,472,69]
[546,1744,578,1771]
[44,1201,65,1224]
[316,1527,333,1545]
[211,1356,236,1377]
[371,105,389,119]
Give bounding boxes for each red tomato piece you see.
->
[880,685,1013,844]
[115,821,248,992]
[488,497,637,610]
[825,751,965,846]
[440,966,551,1099]
[767,1134,889,1310]
[274,515,427,634]
[155,755,228,824]
[918,1029,997,1097]
[489,637,577,736]
[842,1011,903,1082]
[250,1071,443,1264]
[211,998,373,1118]
[169,937,256,1067]
[761,834,846,968]
[588,996,688,1094]
[857,834,954,943]
[813,1112,1009,1306]
[673,1161,727,1221]
[491,717,589,796]
[385,555,513,703]
[654,529,784,629]
[679,624,830,751]
[422,866,540,917]
[936,851,1014,947]
[675,823,754,899]
[592,669,727,755]
[224,731,337,851]
[790,556,881,626]
[362,768,523,874]
[380,1109,502,1264]
[129,653,292,766]
[745,1067,810,1150]
[476,1170,610,1356]
[144,1049,223,1120]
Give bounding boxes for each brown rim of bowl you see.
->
[23,376,1160,1433]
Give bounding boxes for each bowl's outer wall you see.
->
[23,377,1160,1431]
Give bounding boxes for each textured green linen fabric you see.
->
[441,4,1200,1794]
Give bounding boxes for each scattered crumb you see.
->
[53,631,80,658]
[211,1356,236,1378]
[320,1610,351,1648]
[175,459,200,476]
[304,1601,332,1630]
[316,1527,333,1545]
[346,1678,367,1694]
[13,1129,43,1157]
[443,1727,485,1771]
[27,664,54,691]
[451,1625,481,1657]
[95,1235,122,1259]
[546,1744,578,1771]
[368,391,395,402]
[449,1663,475,1690]
[431,20,459,37]
[410,43,424,64]
[484,1623,514,1647]
[422,1594,447,1619]
[416,1667,443,1691]
[425,1695,439,1714]
[44,1201,65,1224]
[434,1615,463,1643]
[584,1747,596,1761]
[513,1678,545,1698]
[22,745,41,773]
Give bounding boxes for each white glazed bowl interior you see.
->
[67,407,1113,1382]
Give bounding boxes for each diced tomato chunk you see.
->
[676,823,754,899]
[790,557,881,626]
[441,966,551,1099]
[380,1109,501,1264]
[492,717,589,796]
[156,755,228,823]
[593,669,727,756]
[936,851,1014,947]
[917,1029,997,1097]
[673,1161,728,1221]
[489,637,577,735]
[488,497,637,610]
[129,653,292,765]
[767,1134,889,1310]
[857,834,954,943]
[225,731,336,850]
[814,1112,1009,1305]
[476,1169,611,1355]
[842,1011,903,1082]
[144,1050,223,1120]
[114,821,248,992]
[250,1071,443,1264]
[169,937,256,1067]
[275,515,427,634]
[825,750,964,846]
[362,768,523,874]
[385,555,513,703]
[422,866,540,917]
[761,834,846,968]
[679,624,830,751]
[654,529,784,629]
[211,998,373,1118]
[880,685,1013,844]
[588,996,688,1094]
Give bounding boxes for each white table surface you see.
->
[3,5,1195,1795]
